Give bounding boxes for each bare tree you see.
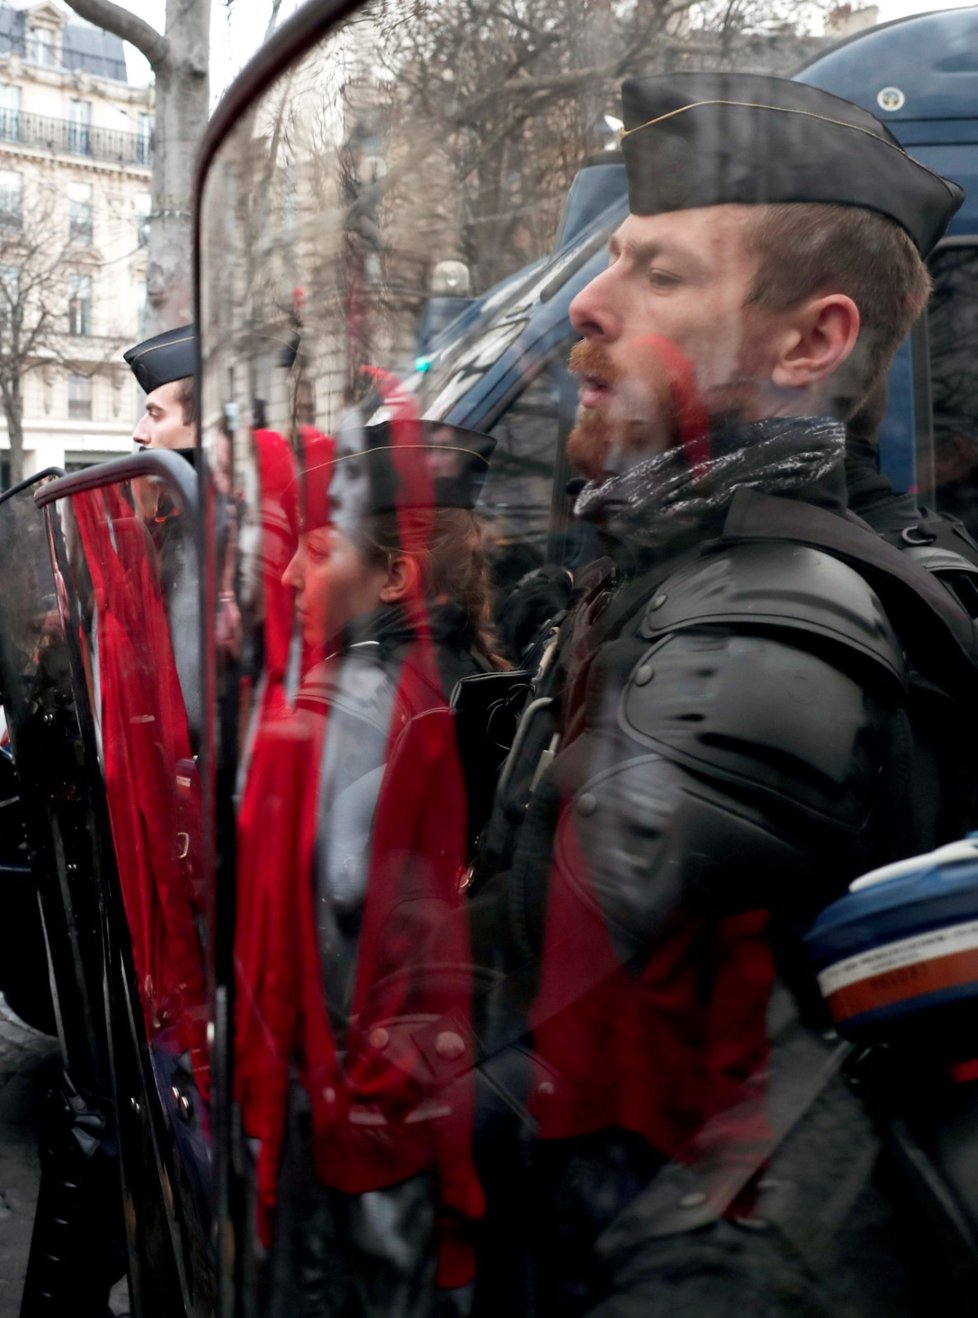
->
[0,183,124,485]
[60,0,211,334]
[370,0,830,289]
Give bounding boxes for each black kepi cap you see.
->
[619,72,963,255]
[123,324,196,393]
[303,419,496,532]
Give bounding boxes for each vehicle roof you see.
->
[795,6,978,123]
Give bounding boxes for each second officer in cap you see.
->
[124,324,196,450]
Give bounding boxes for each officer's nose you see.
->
[569,266,620,342]
[132,412,150,446]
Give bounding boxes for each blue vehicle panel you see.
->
[398,9,978,561]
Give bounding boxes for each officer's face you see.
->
[567,205,783,477]
[282,525,388,649]
[133,380,195,450]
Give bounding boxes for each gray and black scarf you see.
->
[574,416,846,548]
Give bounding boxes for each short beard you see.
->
[566,410,658,481]
[566,339,676,480]
[566,339,769,482]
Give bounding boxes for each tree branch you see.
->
[61,0,169,70]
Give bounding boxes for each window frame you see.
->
[0,168,22,229]
[68,99,92,156]
[67,273,92,337]
[67,372,93,421]
[68,181,93,245]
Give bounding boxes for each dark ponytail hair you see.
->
[353,508,508,669]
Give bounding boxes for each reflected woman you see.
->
[235,418,499,1317]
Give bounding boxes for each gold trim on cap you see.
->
[329,443,491,467]
[618,97,956,196]
[620,98,898,143]
[128,332,196,360]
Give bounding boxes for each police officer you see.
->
[471,73,976,1316]
[124,323,196,450]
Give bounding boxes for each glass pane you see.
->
[51,476,206,1037]
[0,470,208,1312]
[197,6,978,1314]
[930,244,978,536]
[0,473,87,1042]
[40,466,215,1311]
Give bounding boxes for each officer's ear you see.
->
[770,293,860,390]
[378,554,420,603]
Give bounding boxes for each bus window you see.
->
[929,243,978,535]
[485,362,566,590]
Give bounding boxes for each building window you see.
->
[68,274,92,336]
[136,279,147,335]
[0,170,21,228]
[136,113,153,165]
[135,191,150,248]
[68,100,91,156]
[30,27,54,67]
[0,85,20,142]
[65,452,116,472]
[68,182,93,244]
[0,264,19,328]
[68,373,92,420]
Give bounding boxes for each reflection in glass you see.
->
[51,479,208,1083]
[0,474,80,1040]
[930,244,978,536]
[196,6,628,1306]
[232,385,510,1309]
[196,5,978,1315]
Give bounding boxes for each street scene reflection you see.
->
[4,1,978,1315]
[195,4,978,1311]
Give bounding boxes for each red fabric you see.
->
[250,425,336,719]
[529,811,774,1172]
[234,696,309,1226]
[302,651,484,1276]
[293,425,336,532]
[252,429,299,682]
[236,378,482,1281]
[632,334,711,475]
[72,486,208,1090]
[236,647,484,1277]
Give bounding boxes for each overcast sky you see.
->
[120,0,977,101]
[121,0,281,100]
[877,0,974,20]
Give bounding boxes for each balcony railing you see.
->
[0,109,152,167]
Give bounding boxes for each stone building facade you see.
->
[0,0,152,482]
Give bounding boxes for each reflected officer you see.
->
[474,74,975,1316]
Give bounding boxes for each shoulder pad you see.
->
[615,628,899,828]
[902,542,978,620]
[636,542,905,685]
[902,543,978,574]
